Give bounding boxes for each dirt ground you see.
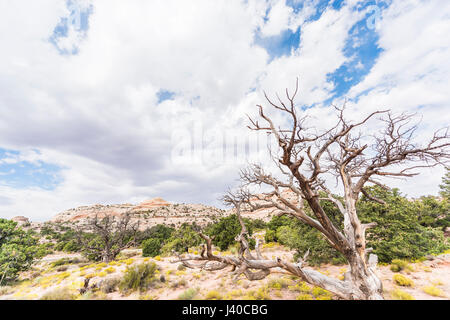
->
[1,245,448,300]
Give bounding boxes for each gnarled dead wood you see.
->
[174,80,449,300]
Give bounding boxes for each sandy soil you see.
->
[1,245,448,301]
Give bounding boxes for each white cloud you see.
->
[0,0,448,221]
[345,0,450,196]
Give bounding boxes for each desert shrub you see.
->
[391,289,414,300]
[62,240,80,253]
[99,276,121,293]
[246,219,267,231]
[178,288,197,300]
[40,287,77,300]
[177,264,186,271]
[119,262,159,293]
[79,291,110,300]
[105,267,115,274]
[56,266,69,272]
[138,224,175,245]
[170,278,187,289]
[311,287,332,299]
[390,259,413,273]
[50,257,81,268]
[0,286,12,296]
[358,187,449,263]
[393,274,414,287]
[205,290,222,300]
[0,219,42,285]
[414,196,450,230]
[161,223,203,254]
[244,287,271,300]
[296,293,313,300]
[140,224,175,257]
[264,229,277,243]
[205,215,256,251]
[267,278,289,290]
[142,238,162,257]
[41,225,83,253]
[263,186,449,265]
[264,215,345,266]
[422,285,445,297]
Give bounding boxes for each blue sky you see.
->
[0,149,62,191]
[0,0,448,220]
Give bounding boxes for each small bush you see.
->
[296,293,313,300]
[40,287,77,300]
[119,263,159,293]
[422,285,445,297]
[50,258,70,268]
[391,289,414,300]
[393,274,414,287]
[205,290,222,300]
[177,264,187,271]
[99,277,121,293]
[243,287,271,300]
[142,238,162,257]
[390,259,413,273]
[312,287,332,299]
[104,267,116,274]
[268,278,289,290]
[178,288,197,300]
[79,291,110,300]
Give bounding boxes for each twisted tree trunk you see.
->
[174,80,448,300]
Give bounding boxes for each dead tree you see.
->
[75,213,139,263]
[174,79,450,300]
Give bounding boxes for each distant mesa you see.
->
[11,216,30,226]
[133,197,171,210]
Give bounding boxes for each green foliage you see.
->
[205,215,256,251]
[205,290,222,300]
[138,224,174,245]
[413,196,449,230]
[391,289,414,300]
[178,288,198,300]
[141,224,175,257]
[358,187,449,263]
[119,262,159,293]
[265,215,345,266]
[161,223,203,254]
[142,238,162,257]
[393,274,414,287]
[422,285,445,297]
[263,185,448,265]
[41,224,82,253]
[0,219,41,285]
[439,169,450,200]
[390,259,413,273]
[296,293,313,300]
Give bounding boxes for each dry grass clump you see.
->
[205,290,223,300]
[119,262,159,293]
[390,259,413,273]
[393,274,414,287]
[422,285,445,297]
[178,288,198,300]
[391,289,414,300]
[40,287,77,300]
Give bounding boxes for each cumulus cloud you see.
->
[0,0,448,221]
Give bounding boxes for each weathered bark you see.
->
[174,80,449,300]
[74,213,139,263]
